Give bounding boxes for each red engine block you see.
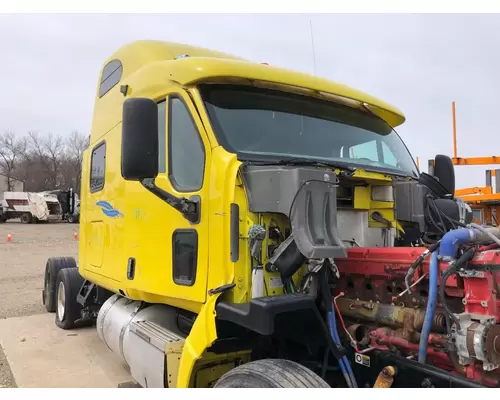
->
[332,245,500,387]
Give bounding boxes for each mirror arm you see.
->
[140,178,200,224]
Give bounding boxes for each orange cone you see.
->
[73,231,78,240]
[7,233,12,243]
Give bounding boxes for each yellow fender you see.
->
[176,292,221,388]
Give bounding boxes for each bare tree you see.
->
[27,131,44,159]
[27,131,65,188]
[14,132,44,191]
[42,132,65,188]
[25,131,50,190]
[2,130,87,193]
[64,131,88,193]
[0,131,24,191]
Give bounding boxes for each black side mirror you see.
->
[433,154,455,195]
[121,98,159,181]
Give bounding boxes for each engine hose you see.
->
[319,268,357,388]
[440,247,476,333]
[418,251,439,364]
[328,311,354,388]
[469,223,500,247]
[440,228,475,258]
[343,360,358,389]
[440,265,460,333]
[404,242,440,294]
[328,310,358,388]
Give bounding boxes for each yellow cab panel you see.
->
[79,40,416,313]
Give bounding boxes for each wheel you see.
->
[43,257,77,312]
[67,214,76,224]
[55,267,84,330]
[20,213,32,224]
[0,215,5,223]
[214,359,331,388]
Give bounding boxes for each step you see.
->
[129,320,184,352]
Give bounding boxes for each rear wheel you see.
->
[20,213,32,224]
[214,359,331,388]
[55,267,84,330]
[43,257,77,312]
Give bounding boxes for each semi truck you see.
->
[41,40,500,388]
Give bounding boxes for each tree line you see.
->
[0,130,89,194]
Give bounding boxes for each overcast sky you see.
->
[0,13,499,188]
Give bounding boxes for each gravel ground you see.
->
[0,220,78,388]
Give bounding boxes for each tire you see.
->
[0,215,5,223]
[43,257,77,312]
[20,213,32,224]
[214,359,331,388]
[67,214,76,224]
[55,267,84,330]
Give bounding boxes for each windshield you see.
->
[199,84,419,178]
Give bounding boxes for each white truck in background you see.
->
[0,191,62,223]
[44,189,80,223]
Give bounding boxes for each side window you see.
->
[158,101,167,173]
[90,143,106,192]
[349,140,378,162]
[99,60,122,98]
[169,97,205,191]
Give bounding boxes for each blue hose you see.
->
[440,228,475,258]
[327,312,352,387]
[328,310,358,388]
[342,355,357,388]
[418,251,438,363]
[418,228,479,364]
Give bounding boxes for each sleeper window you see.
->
[90,143,106,192]
[99,60,122,97]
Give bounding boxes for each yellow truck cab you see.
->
[41,40,473,388]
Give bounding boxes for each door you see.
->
[132,90,210,304]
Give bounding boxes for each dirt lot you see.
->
[0,220,78,387]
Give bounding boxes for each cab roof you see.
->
[97,40,405,128]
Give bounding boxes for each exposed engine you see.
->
[242,158,499,387]
[333,242,500,387]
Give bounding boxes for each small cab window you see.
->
[90,143,106,192]
[169,97,205,191]
[99,60,122,97]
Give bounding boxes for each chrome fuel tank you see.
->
[96,294,186,387]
